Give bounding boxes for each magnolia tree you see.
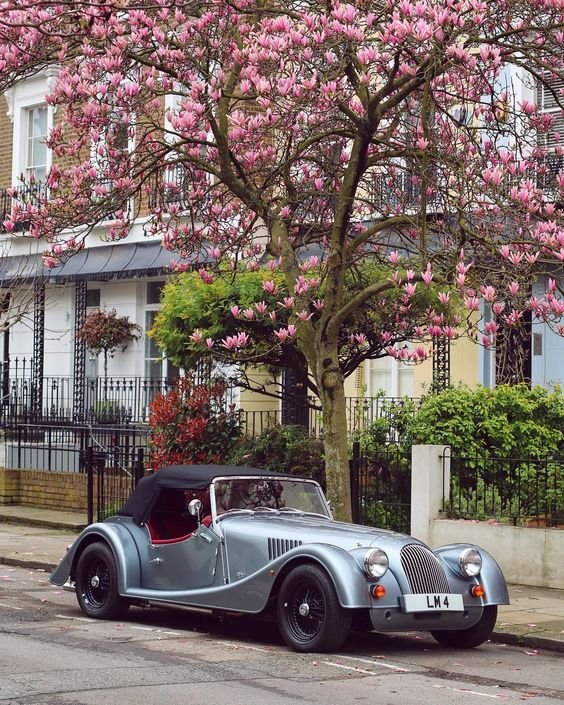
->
[1,0,564,519]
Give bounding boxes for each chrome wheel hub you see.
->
[298,602,310,617]
[90,575,100,588]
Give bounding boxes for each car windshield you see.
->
[213,477,329,517]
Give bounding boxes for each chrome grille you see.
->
[268,538,302,561]
[400,544,450,593]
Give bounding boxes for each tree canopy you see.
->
[2,0,564,519]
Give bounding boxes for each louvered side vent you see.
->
[268,538,302,561]
[400,544,450,594]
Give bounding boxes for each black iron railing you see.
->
[0,360,417,437]
[349,440,412,532]
[0,182,48,233]
[444,452,564,527]
[0,365,179,426]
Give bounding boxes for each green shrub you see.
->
[357,385,564,524]
[227,424,325,486]
[406,384,564,459]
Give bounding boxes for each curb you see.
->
[0,555,56,572]
[0,515,86,532]
[490,630,564,654]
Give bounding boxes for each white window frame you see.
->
[8,74,55,187]
[144,280,179,381]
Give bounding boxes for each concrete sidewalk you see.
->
[1,507,563,653]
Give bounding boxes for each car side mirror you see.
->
[188,499,202,520]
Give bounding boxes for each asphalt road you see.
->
[0,566,562,705]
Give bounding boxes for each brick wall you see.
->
[0,467,136,513]
[0,95,13,189]
[0,468,88,511]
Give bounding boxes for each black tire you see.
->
[431,605,498,648]
[75,542,129,619]
[277,564,351,652]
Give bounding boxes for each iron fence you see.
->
[1,374,177,426]
[444,452,564,527]
[1,422,151,473]
[1,359,417,439]
[85,443,146,524]
[1,422,150,523]
[349,441,411,532]
[240,395,417,440]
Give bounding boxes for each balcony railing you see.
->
[0,373,181,426]
[0,363,416,439]
[0,182,48,233]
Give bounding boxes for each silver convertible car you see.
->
[50,465,509,652]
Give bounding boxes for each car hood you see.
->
[218,513,421,552]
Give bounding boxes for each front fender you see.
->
[434,543,510,605]
[49,521,141,595]
[276,543,379,608]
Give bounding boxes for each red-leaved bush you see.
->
[148,376,240,469]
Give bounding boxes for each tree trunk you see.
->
[315,350,352,523]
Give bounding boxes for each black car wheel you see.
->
[431,605,498,648]
[75,542,129,619]
[277,564,351,652]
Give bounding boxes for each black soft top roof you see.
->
[117,464,302,525]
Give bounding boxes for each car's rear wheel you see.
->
[431,605,498,648]
[277,564,351,652]
[75,542,129,619]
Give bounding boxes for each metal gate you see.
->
[349,441,411,532]
[84,443,146,524]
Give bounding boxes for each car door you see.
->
[140,488,222,590]
[142,524,222,590]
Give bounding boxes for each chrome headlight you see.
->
[363,548,389,579]
[459,548,482,577]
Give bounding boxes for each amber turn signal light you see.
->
[371,584,386,599]
[471,584,485,598]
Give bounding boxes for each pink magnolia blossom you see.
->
[221,335,239,350]
[237,332,250,347]
[198,269,214,284]
[480,285,496,303]
[190,329,203,344]
[421,265,433,285]
[274,328,290,343]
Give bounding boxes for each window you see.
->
[91,112,132,195]
[144,281,179,380]
[25,106,48,183]
[8,74,56,190]
[368,354,413,398]
[86,288,101,308]
[536,75,564,197]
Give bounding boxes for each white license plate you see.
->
[403,593,464,613]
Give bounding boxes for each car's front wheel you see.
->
[75,542,129,619]
[277,564,351,652]
[431,605,498,648]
